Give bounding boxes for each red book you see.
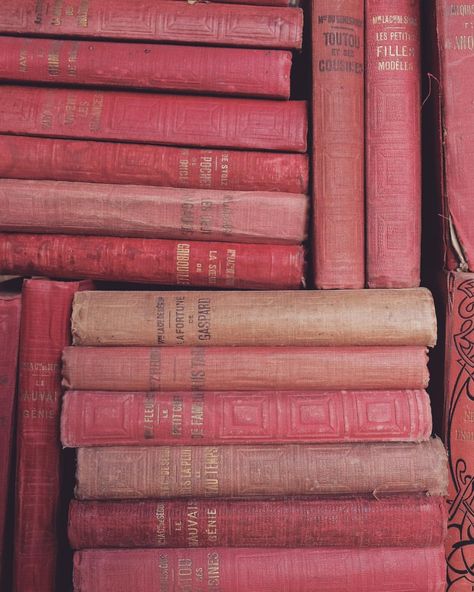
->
[0,233,305,290]
[13,279,91,592]
[443,272,474,591]
[0,135,310,194]
[61,346,430,392]
[0,291,21,587]
[365,1,421,287]
[0,0,303,49]
[68,496,447,549]
[435,3,474,271]
[0,86,307,152]
[73,547,446,592]
[60,389,433,447]
[192,0,299,5]
[311,1,364,288]
[0,179,308,245]
[0,37,291,99]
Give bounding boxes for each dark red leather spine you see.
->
[311,0,364,288]
[0,233,305,290]
[0,135,309,194]
[0,179,308,245]
[0,292,21,586]
[60,390,433,446]
[68,496,447,549]
[13,279,91,592]
[0,0,303,49]
[0,86,307,152]
[0,37,291,98]
[72,547,446,592]
[366,0,421,287]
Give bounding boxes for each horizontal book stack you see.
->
[0,0,309,289]
[61,288,448,591]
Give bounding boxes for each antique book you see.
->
[60,389,433,447]
[0,37,292,98]
[0,179,308,245]
[62,346,430,392]
[0,0,303,49]
[70,288,437,347]
[0,291,21,587]
[72,547,446,592]
[0,234,304,290]
[435,2,474,271]
[13,279,91,592]
[0,86,308,152]
[366,0,421,287]
[68,496,447,549]
[74,439,447,499]
[443,272,474,591]
[0,135,309,194]
[311,0,364,288]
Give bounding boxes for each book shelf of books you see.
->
[0,1,471,591]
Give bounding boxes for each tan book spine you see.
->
[71,288,437,347]
[61,346,430,392]
[74,439,448,500]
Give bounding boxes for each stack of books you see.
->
[59,288,448,590]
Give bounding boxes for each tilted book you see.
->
[0,179,308,245]
[0,86,308,152]
[0,0,303,49]
[0,233,305,290]
[0,135,309,194]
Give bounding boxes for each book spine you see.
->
[0,0,303,49]
[61,346,430,392]
[201,0,298,5]
[13,279,91,592]
[71,288,437,347]
[0,135,310,194]
[68,496,447,549]
[0,37,291,99]
[0,179,308,245]
[75,439,447,500]
[0,233,304,290]
[0,293,21,586]
[311,0,364,288]
[73,547,446,592]
[366,0,421,287]
[0,86,308,152]
[436,4,474,271]
[443,272,474,592]
[61,389,433,447]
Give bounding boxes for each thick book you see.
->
[0,292,21,587]
[74,439,447,499]
[0,135,310,194]
[0,0,303,49]
[311,1,364,288]
[366,0,421,287]
[68,495,447,549]
[443,272,474,591]
[61,389,433,447]
[0,37,291,98]
[62,346,430,392]
[0,234,305,290]
[435,3,474,271]
[0,179,308,245]
[13,279,91,592]
[73,547,446,592]
[0,86,308,152]
[70,288,437,347]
